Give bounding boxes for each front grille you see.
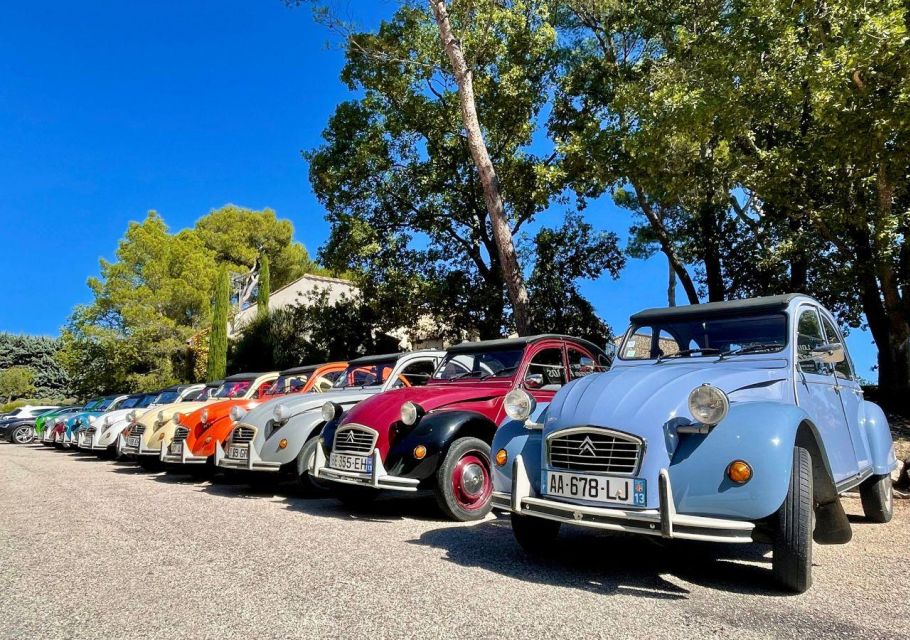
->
[172,427,189,443]
[333,425,377,455]
[548,428,643,475]
[129,424,145,436]
[231,425,255,444]
[85,428,97,436]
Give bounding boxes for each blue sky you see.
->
[0,0,879,380]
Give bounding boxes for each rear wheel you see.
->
[772,446,814,593]
[511,513,560,554]
[859,474,893,523]
[433,437,493,522]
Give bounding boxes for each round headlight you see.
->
[273,403,290,423]
[230,406,246,422]
[688,384,729,426]
[103,416,111,427]
[321,402,338,423]
[127,410,137,422]
[504,388,535,421]
[172,412,184,425]
[400,401,423,426]
[200,409,209,424]
[89,416,97,426]
[157,410,165,423]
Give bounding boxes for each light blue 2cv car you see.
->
[491,294,897,593]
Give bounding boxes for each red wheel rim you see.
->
[451,451,492,511]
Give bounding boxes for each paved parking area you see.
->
[1,443,907,640]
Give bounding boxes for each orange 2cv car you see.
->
[161,362,347,471]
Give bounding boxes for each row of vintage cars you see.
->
[21,294,899,593]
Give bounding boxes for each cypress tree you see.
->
[257,255,271,319]
[207,267,229,381]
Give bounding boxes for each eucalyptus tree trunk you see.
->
[429,0,531,335]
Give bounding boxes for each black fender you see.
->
[386,410,497,483]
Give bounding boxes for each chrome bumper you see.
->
[117,432,159,457]
[311,446,418,492]
[76,433,107,451]
[214,441,282,472]
[160,441,208,465]
[494,455,755,544]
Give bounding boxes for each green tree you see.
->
[0,366,36,403]
[208,267,230,381]
[257,254,271,319]
[0,333,70,397]
[307,1,621,339]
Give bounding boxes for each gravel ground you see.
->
[1,444,907,640]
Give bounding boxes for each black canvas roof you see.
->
[204,380,223,388]
[447,334,605,356]
[224,372,267,382]
[279,365,318,376]
[347,352,406,366]
[630,294,811,324]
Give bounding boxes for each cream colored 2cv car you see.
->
[120,373,277,468]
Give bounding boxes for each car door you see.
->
[793,306,860,482]
[819,312,872,471]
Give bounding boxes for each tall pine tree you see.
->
[207,267,229,381]
[257,255,271,320]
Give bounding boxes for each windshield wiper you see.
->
[656,347,721,363]
[446,370,479,381]
[480,365,518,380]
[718,343,783,360]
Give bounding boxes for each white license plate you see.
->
[126,436,139,448]
[544,471,646,506]
[329,453,372,473]
[228,446,248,460]
[169,442,182,455]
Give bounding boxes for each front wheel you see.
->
[772,446,814,593]
[296,437,329,496]
[860,474,893,523]
[433,437,493,522]
[11,425,35,444]
[511,512,560,554]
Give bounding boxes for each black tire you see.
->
[296,437,329,496]
[511,512,560,554]
[433,436,494,522]
[335,484,379,509]
[12,425,35,444]
[772,446,814,593]
[859,474,893,523]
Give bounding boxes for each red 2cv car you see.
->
[313,335,608,521]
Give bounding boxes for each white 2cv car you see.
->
[216,350,445,491]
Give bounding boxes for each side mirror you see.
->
[524,373,545,389]
[810,343,845,364]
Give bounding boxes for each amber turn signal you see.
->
[413,445,427,460]
[278,439,288,450]
[495,449,508,467]
[727,460,752,484]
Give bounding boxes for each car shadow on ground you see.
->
[409,513,788,600]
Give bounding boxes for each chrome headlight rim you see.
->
[504,388,536,421]
[229,405,247,423]
[321,402,340,423]
[687,383,729,426]
[200,409,209,425]
[273,403,291,423]
[400,401,424,426]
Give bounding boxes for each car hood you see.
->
[65,410,105,428]
[340,382,508,430]
[135,401,209,427]
[239,387,383,428]
[546,361,790,440]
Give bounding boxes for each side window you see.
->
[820,315,854,380]
[796,309,826,374]
[395,359,436,388]
[622,327,652,359]
[525,348,567,391]
[567,347,602,380]
[255,381,274,398]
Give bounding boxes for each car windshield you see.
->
[267,370,315,396]
[214,380,252,398]
[83,398,104,410]
[432,349,525,380]
[620,313,788,360]
[95,397,118,411]
[153,390,180,404]
[6,408,24,417]
[195,386,219,401]
[119,396,143,409]
[137,394,157,408]
[332,361,398,389]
